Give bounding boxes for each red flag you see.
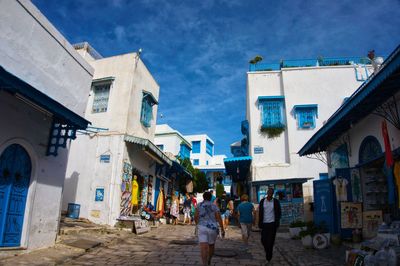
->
[382,120,394,167]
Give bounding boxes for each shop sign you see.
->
[133,219,150,234]
[254,146,264,154]
[100,154,110,163]
[95,188,104,201]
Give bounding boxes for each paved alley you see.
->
[1,223,346,266]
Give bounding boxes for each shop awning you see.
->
[224,156,252,181]
[0,66,90,129]
[124,135,172,166]
[252,178,312,186]
[171,160,193,179]
[299,45,400,156]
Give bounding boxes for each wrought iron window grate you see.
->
[46,120,77,156]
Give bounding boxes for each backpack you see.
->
[219,197,228,212]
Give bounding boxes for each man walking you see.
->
[258,187,281,264]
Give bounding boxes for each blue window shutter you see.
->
[206,140,213,156]
[295,105,317,129]
[260,98,284,128]
[140,97,153,127]
[179,144,190,159]
[193,159,199,165]
[192,141,200,153]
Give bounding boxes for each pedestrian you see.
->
[216,191,230,230]
[170,195,179,225]
[237,194,255,247]
[195,191,225,266]
[190,193,197,225]
[210,190,217,204]
[258,187,281,264]
[183,193,192,224]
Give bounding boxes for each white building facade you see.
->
[247,57,375,223]
[63,44,173,226]
[0,0,93,249]
[184,134,227,192]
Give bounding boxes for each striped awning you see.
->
[124,135,172,166]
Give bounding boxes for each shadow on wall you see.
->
[62,171,80,211]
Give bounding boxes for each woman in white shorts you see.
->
[195,191,225,266]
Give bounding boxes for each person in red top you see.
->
[190,193,197,225]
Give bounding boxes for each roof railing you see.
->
[249,56,374,72]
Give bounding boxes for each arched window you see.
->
[359,136,382,164]
[330,144,349,170]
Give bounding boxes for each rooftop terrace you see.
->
[249,56,375,72]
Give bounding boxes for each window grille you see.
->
[294,105,318,129]
[259,98,285,128]
[92,83,111,113]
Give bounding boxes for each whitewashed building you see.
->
[246,56,376,223]
[0,1,93,249]
[299,48,400,236]
[184,134,227,192]
[154,124,192,160]
[63,43,173,226]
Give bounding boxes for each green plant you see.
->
[290,220,306,228]
[249,55,263,64]
[216,184,224,198]
[260,125,285,139]
[299,222,319,238]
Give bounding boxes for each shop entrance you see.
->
[0,144,32,247]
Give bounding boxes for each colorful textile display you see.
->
[131,175,139,206]
[156,188,165,215]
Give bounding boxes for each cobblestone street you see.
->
[1,223,346,266]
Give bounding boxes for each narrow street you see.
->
[1,223,346,266]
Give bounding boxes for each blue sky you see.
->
[32,0,400,156]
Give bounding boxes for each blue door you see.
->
[0,144,31,247]
[313,179,337,234]
[153,178,160,205]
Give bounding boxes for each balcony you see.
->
[249,56,374,72]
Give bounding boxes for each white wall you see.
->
[0,1,92,250]
[155,124,191,156]
[185,134,213,166]
[0,0,93,115]
[247,65,374,206]
[81,52,159,141]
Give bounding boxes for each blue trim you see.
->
[258,96,284,101]
[143,90,158,105]
[192,141,200,153]
[293,104,318,110]
[299,45,400,156]
[206,139,213,156]
[224,156,252,162]
[251,178,311,186]
[294,105,318,129]
[0,66,90,129]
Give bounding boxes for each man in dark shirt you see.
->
[258,188,281,264]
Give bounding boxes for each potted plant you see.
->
[299,222,318,248]
[289,220,306,238]
[260,124,285,139]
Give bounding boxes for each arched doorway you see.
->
[0,144,32,247]
[359,136,382,164]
